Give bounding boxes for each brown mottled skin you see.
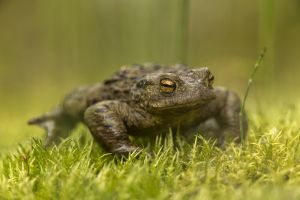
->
[28,64,247,154]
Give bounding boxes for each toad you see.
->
[28,64,247,154]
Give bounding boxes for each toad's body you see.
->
[29,64,247,153]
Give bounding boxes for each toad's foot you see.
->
[28,106,77,147]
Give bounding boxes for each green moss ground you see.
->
[1,103,300,200]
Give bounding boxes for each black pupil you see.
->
[161,83,175,88]
[161,79,175,87]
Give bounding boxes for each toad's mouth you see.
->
[151,98,214,111]
[148,89,216,112]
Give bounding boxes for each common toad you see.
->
[28,64,247,154]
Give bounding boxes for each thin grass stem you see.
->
[240,47,267,144]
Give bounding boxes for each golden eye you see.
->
[160,78,176,94]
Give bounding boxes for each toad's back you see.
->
[63,64,187,119]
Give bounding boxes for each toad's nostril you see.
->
[207,73,214,86]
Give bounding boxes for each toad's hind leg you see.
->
[28,106,78,146]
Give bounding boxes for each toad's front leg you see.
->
[84,101,140,154]
[213,87,248,144]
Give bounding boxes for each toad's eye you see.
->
[160,78,176,94]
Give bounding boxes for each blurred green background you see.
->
[0,0,299,148]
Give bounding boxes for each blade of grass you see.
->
[177,0,190,64]
[240,48,267,144]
